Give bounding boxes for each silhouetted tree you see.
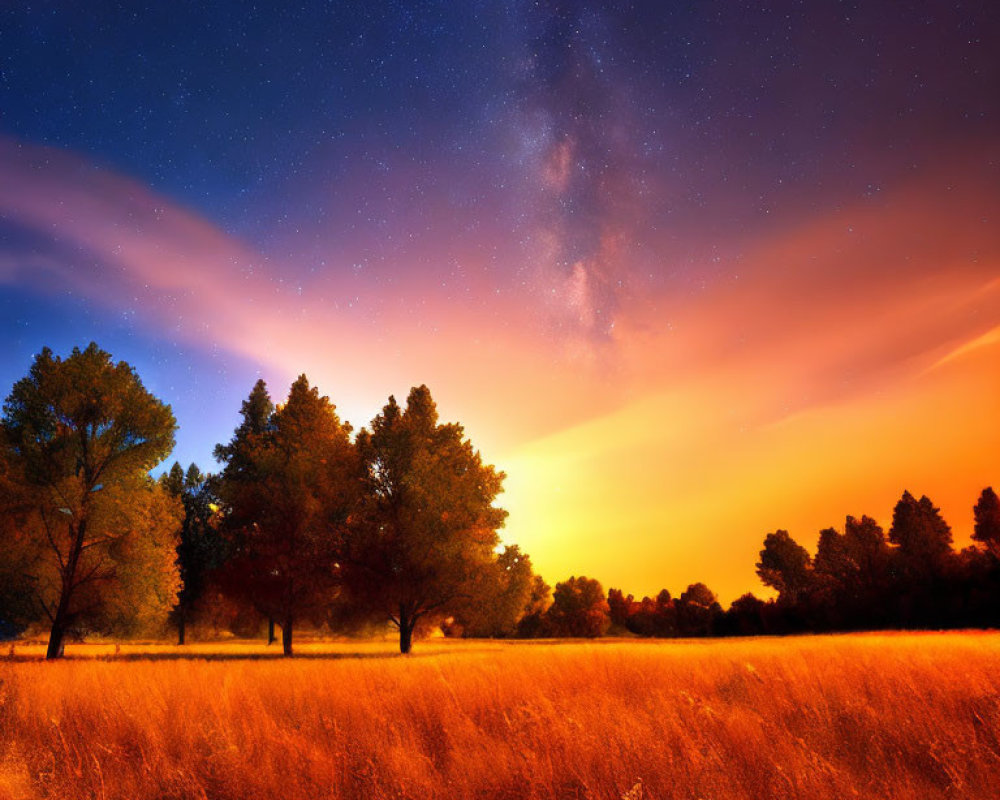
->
[973,487,1000,558]
[721,593,769,636]
[889,491,952,567]
[889,491,953,584]
[159,463,227,645]
[214,376,358,655]
[887,492,956,626]
[676,582,722,636]
[1,344,179,658]
[813,515,892,629]
[756,530,813,604]
[545,576,609,637]
[607,588,634,629]
[344,386,507,653]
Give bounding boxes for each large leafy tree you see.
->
[346,385,507,653]
[214,376,357,656]
[0,344,178,658]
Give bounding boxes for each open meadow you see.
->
[1,632,999,800]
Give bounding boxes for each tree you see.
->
[1,344,178,658]
[212,379,278,642]
[888,491,953,577]
[212,379,274,472]
[813,515,891,629]
[842,515,890,580]
[345,386,507,653]
[607,587,634,629]
[451,545,539,638]
[973,487,1000,557]
[676,582,721,636]
[159,462,226,645]
[545,576,609,637]
[756,530,813,604]
[214,376,357,656]
[723,593,769,636]
[515,574,552,637]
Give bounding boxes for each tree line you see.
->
[600,489,1000,639]
[1,344,999,658]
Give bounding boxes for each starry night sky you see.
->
[2,1,999,599]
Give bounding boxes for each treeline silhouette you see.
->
[2,344,999,657]
[604,489,1000,639]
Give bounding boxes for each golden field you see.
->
[1,633,999,799]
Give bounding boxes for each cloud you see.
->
[0,137,626,451]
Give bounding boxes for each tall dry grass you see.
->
[1,633,999,799]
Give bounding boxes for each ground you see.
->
[1,632,998,799]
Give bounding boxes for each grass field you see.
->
[1,632,999,799]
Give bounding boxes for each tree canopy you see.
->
[344,385,507,653]
[214,376,358,655]
[0,344,178,657]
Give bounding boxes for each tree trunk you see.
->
[267,617,276,645]
[281,615,293,656]
[45,618,66,660]
[45,516,89,660]
[177,609,186,646]
[398,607,415,654]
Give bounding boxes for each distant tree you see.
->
[842,515,891,580]
[214,376,358,656]
[626,589,677,637]
[722,593,769,636]
[812,515,892,629]
[212,379,275,470]
[545,576,609,637]
[814,527,851,581]
[515,574,553,637]
[626,596,659,636]
[1,344,178,658]
[676,582,722,636]
[652,588,678,636]
[888,491,953,577]
[756,530,813,604]
[973,487,1000,557]
[452,545,539,638]
[344,386,507,653]
[887,491,957,626]
[607,587,634,629]
[159,462,227,645]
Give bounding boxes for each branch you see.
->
[38,507,67,574]
[80,535,117,552]
[71,560,115,590]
